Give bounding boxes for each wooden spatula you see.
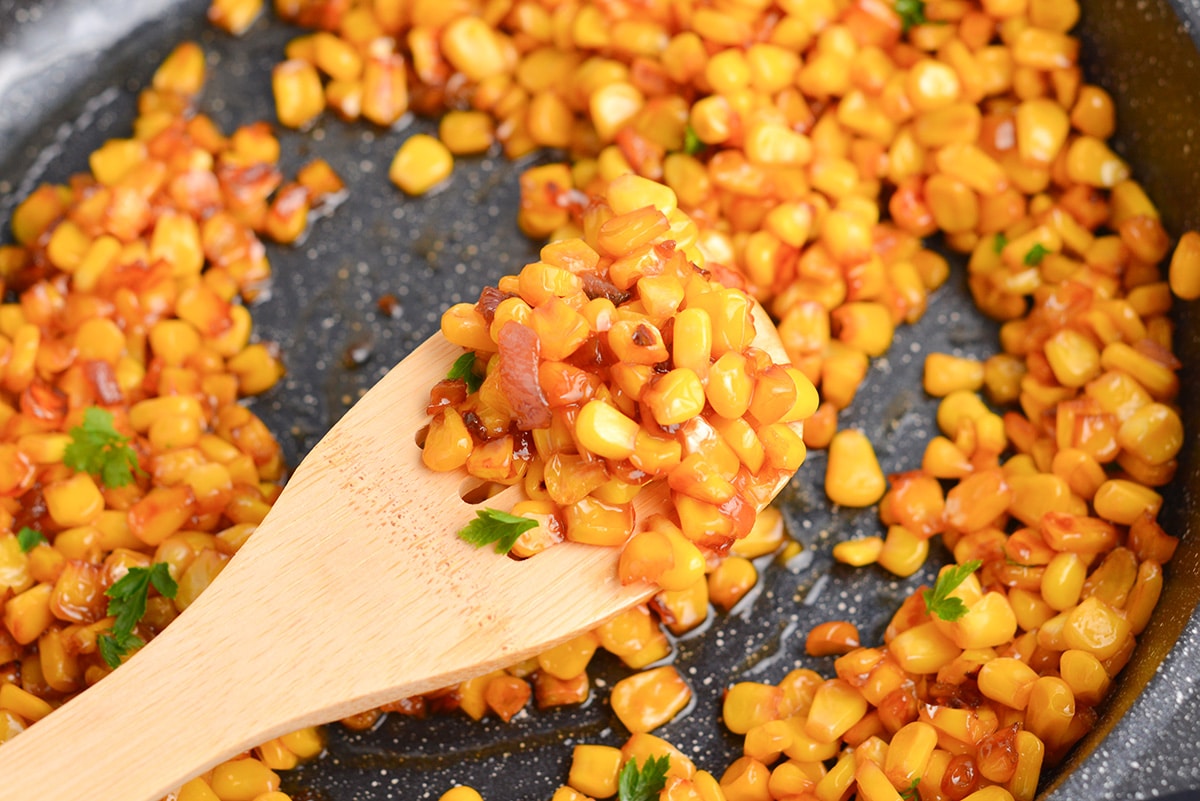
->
[0,308,800,801]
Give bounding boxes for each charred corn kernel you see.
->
[824,429,885,507]
[390,135,453,196]
[805,679,867,744]
[209,758,281,801]
[439,788,484,801]
[569,744,622,798]
[610,666,692,733]
[806,621,861,657]
[877,525,929,578]
[272,59,324,128]
[833,536,883,567]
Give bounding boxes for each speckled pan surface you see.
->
[0,0,1198,798]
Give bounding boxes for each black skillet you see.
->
[0,0,1198,798]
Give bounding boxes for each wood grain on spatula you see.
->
[0,304,799,801]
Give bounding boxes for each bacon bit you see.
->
[462,410,489,443]
[83,361,124,405]
[426,379,467,416]
[615,126,665,180]
[475,285,513,324]
[20,379,67,424]
[498,321,552,430]
[377,293,402,319]
[581,271,631,306]
[707,261,749,291]
[1134,336,1183,369]
[379,695,427,717]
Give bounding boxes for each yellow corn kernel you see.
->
[0,681,53,721]
[1167,230,1200,300]
[44,473,105,528]
[1066,137,1130,187]
[824,429,885,508]
[272,59,325,129]
[573,400,638,460]
[883,721,937,790]
[439,787,483,801]
[569,744,623,798]
[390,135,453,196]
[977,657,1038,710]
[832,536,883,567]
[643,369,705,427]
[877,525,929,578]
[610,666,692,733]
[1062,596,1131,660]
[831,302,893,357]
[1041,552,1086,611]
[209,758,281,801]
[708,556,757,611]
[889,621,961,674]
[804,679,867,744]
[1116,402,1183,466]
[1043,328,1100,388]
[1093,479,1162,525]
[720,756,771,801]
[923,353,985,397]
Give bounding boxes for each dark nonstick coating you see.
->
[1,1,1198,798]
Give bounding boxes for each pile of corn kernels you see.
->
[2,0,1199,799]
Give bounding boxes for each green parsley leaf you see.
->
[458,508,538,555]
[684,125,705,156]
[100,563,178,668]
[97,630,144,669]
[15,526,46,553]
[992,232,1008,254]
[894,0,927,32]
[900,778,921,800]
[1023,243,1050,266]
[63,407,142,489]
[921,559,982,622]
[619,755,671,801]
[447,352,484,394]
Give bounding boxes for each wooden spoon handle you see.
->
[0,336,652,801]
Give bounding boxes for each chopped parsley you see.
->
[447,352,484,394]
[15,527,46,553]
[894,0,927,32]
[684,125,705,156]
[1023,243,1050,266]
[922,559,982,622]
[619,755,671,801]
[97,563,178,668]
[900,778,921,800]
[992,232,1008,254]
[64,407,142,488]
[458,508,538,555]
